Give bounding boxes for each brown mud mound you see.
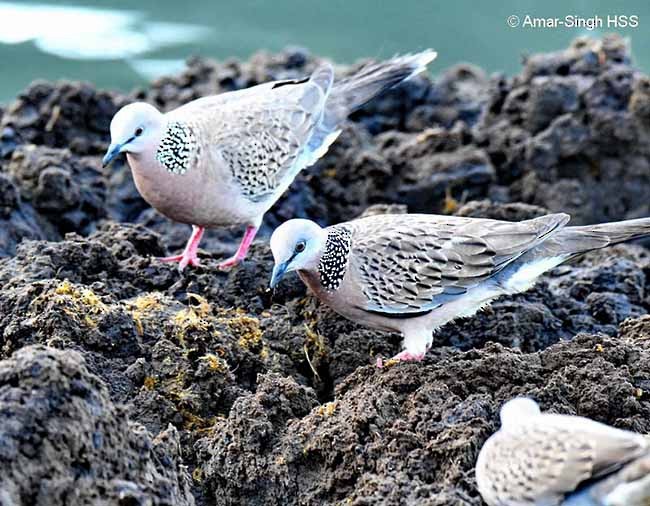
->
[0,35,649,505]
[0,345,193,506]
[196,331,650,505]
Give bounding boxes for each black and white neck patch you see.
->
[319,226,352,291]
[156,121,198,175]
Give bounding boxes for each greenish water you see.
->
[1,0,649,104]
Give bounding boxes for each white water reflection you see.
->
[0,2,210,60]
[127,58,188,80]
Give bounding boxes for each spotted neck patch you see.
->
[156,121,198,175]
[319,226,352,291]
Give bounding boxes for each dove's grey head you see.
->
[499,397,541,430]
[103,102,164,167]
[269,219,328,288]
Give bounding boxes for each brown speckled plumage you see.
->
[476,399,649,506]
[277,213,650,359]
[338,213,566,314]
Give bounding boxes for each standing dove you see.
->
[102,50,437,270]
[475,397,650,506]
[268,213,650,364]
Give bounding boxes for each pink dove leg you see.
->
[159,225,204,271]
[218,225,259,270]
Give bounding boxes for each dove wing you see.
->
[477,419,648,505]
[182,74,332,202]
[346,213,569,315]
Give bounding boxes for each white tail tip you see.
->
[399,49,437,79]
[414,49,438,67]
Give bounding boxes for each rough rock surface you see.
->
[0,345,193,505]
[0,36,650,505]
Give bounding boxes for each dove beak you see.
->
[270,261,289,289]
[102,143,123,167]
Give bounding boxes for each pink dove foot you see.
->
[159,225,204,271]
[376,350,426,368]
[218,225,258,271]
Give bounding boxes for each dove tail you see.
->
[542,217,650,257]
[499,216,650,294]
[321,49,437,129]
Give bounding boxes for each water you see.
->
[1,0,649,104]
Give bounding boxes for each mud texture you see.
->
[0,345,193,505]
[1,36,650,505]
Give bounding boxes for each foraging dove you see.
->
[269,213,650,364]
[102,50,437,270]
[475,397,650,506]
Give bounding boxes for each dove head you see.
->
[499,397,541,430]
[269,219,328,288]
[103,102,164,167]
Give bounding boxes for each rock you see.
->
[455,200,549,221]
[196,333,650,505]
[0,345,194,506]
[7,145,107,235]
[0,81,125,156]
[0,173,50,257]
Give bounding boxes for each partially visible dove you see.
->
[102,50,437,270]
[268,213,650,364]
[475,397,650,506]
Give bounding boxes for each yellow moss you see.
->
[53,280,107,314]
[442,187,459,214]
[317,401,337,417]
[224,314,262,349]
[80,290,104,310]
[143,376,157,390]
[173,308,208,331]
[181,410,217,432]
[304,325,326,356]
[130,293,165,312]
[124,293,168,336]
[192,467,203,483]
[172,293,213,345]
[260,346,270,361]
[187,293,211,317]
[323,168,337,178]
[595,343,604,352]
[201,353,227,373]
[635,388,643,398]
[132,317,144,336]
[164,370,190,399]
[380,358,400,368]
[54,279,74,295]
[30,279,108,327]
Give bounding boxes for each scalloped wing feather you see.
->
[477,416,649,506]
[177,74,331,202]
[346,213,569,315]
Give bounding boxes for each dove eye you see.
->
[135,127,144,137]
[294,241,306,253]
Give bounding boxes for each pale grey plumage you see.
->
[476,398,650,506]
[114,51,437,227]
[340,213,566,314]
[106,51,437,269]
[269,213,650,361]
